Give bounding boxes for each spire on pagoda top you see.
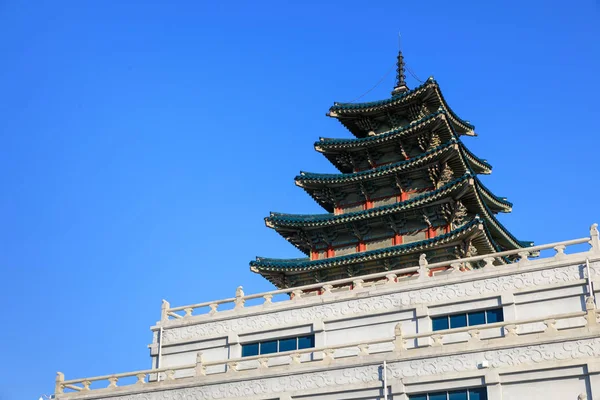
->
[391,50,409,96]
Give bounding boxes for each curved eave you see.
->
[459,145,492,175]
[317,110,491,176]
[316,109,448,150]
[297,140,460,187]
[251,217,490,273]
[267,175,473,229]
[472,184,529,250]
[476,180,513,211]
[328,78,475,136]
[267,176,518,255]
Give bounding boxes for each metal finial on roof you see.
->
[391,48,409,96]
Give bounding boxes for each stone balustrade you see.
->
[162,225,599,320]
[56,307,599,395]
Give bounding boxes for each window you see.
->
[241,335,315,357]
[432,308,504,331]
[409,387,487,400]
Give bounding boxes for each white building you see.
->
[53,52,600,400]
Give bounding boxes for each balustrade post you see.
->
[357,344,369,356]
[136,373,146,385]
[263,294,273,305]
[504,324,518,338]
[323,349,335,364]
[431,334,443,347]
[386,273,397,284]
[290,352,301,365]
[450,262,461,273]
[292,289,303,300]
[586,296,598,327]
[468,329,481,342]
[227,361,239,373]
[195,352,206,376]
[55,372,65,394]
[353,279,364,289]
[209,303,218,315]
[258,358,269,369]
[184,307,193,318]
[418,254,429,280]
[543,319,558,334]
[321,284,333,295]
[591,223,600,253]
[483,257,495,268]
[517,251,530,266]
[108,376,118,388]
[82,380,91,391]
[234,286,245,309]
[553,245,566,259]
[166,370,175,381]
[161,300,170,321]
[394,323,405,351]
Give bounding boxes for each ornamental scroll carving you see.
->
[96,338,600,400]
[162,264,582,344]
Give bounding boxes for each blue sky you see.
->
[1,1,599,398]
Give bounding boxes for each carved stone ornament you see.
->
[162,264,582,344]
[96,337,600,400]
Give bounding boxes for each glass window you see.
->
[242,334,315,357]
[468,388,487,400]
[260,340,277,354]
[298,335,314,349]
[449,390,468,400]
[450,313,467,328]
[279,337,297,352]
[468,310,486,326]
[486,308,504,323]
[432,316,449,331]
[429,392,447,400]
[409,388,486,400]
[241,343,259,357]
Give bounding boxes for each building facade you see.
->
[54,53,600,400]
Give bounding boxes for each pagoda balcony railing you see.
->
[55,307,600,395]
[162,223,600,321]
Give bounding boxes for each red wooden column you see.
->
[426,226,437,239]
[393,233,403,245]
[326,246,335,258]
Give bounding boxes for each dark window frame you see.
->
[431,308,504,332]
[241,334,315,357]
[408,387,487,400]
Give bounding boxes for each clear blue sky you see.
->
[1,1,599,398]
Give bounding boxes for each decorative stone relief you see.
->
[91,337,600,400]
[484,338,600,368]
[162,264,583,344]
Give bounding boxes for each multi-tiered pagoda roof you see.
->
[251,51,531,289]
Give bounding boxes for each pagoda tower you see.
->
[250,51,531,289]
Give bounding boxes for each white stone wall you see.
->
[56,251,600,400]
[152,253,598,369]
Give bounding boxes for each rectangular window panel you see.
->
[468,388,487,400]
[432,316,449,331]
[260,340,278,355]
[241,343,259,357]
[468,310,486,326]
[429,392,448,400]
[449,390,468,400]
[278,337,297,352]
[450,313,468,328]
[298,335,314,349]
[486,308,504,323]
[408,395,427,400]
